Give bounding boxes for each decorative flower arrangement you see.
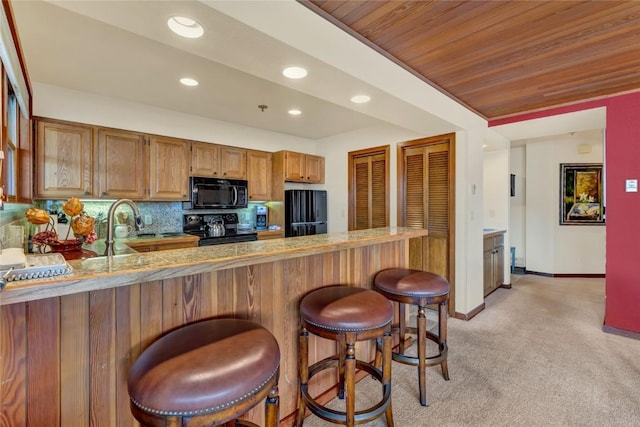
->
[26,198,97,251]
[578,192,596,203]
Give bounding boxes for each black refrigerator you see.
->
[285,190,328,237]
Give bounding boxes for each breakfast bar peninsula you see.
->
[1,227,427,426]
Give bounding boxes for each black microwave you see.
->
[183,177,248,209]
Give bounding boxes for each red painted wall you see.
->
[490,92,640,334]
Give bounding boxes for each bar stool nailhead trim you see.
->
[130,367,279,417]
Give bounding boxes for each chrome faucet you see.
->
[105,199,144,256]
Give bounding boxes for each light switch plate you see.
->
[144,214,153,225]
[625,179,638,192]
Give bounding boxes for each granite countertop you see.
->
[2,227,428,305]
[483,228,506,238]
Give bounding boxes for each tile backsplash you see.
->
[0,203,32,251]
[0,200,267,251]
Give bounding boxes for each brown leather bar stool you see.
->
[296,285,395,427]
[374,268,450,406]
[127,318,280,427]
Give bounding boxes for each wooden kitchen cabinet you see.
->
[279,150,325,183]
[304,154,325,183]
[96,128,147,199]
[35,119,95,198]
[257,229,284,240]
[246,149,272,201]
[35,118,149,200]
[190,142,246,179]
[190,141,220,177]
[220,146,247,179]
[124,235,199,252]
[483,231,505,296]
[269,150,325,231]
[148,135,190,200]
[282,150,304,181]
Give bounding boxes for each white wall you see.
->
[318,127,488,316]
[483,148,511,282]
[483,150,510,229]
[33,83,317,154]
[509,146,526,267]
[456,130,486,315]
[524,131,605,274]
[316,125,423,232]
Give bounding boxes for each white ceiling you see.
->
[11,0,602,142]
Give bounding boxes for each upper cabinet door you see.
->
[283,151,305,181]
[190,142,247,179]
[191,141,220,177]
[219,146,247,179]
[35,119,94,198]
[281,151,325,183]
[247,150,271,201]
[96,129,147,199]
[149,135,189,200]
[305,155,325,183]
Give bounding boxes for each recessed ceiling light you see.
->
[168,16,204,39]
[482,144,488,148]
[180,77,199,87]
[282,66,308,79]
[288,109,302,116]
[350,94,371,104]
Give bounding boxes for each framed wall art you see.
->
[559,163,605,225]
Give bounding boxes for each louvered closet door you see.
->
[350,149,389,230]
[402,143,450,281]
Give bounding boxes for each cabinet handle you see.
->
[101,192,107,197]
[84,190,90,196]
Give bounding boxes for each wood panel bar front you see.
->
[1,229,424,426]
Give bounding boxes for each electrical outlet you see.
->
[144,214,152,225]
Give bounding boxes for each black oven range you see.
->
[183,213,257,246]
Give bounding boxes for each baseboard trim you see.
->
[525,270,606,278]
[602,324,640,340]
[455,302,485,321]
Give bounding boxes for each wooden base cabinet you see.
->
[483,231,505,296]
[124,235,199,252]
[256,229,283,240]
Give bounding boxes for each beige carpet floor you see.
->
[301,275,640,426]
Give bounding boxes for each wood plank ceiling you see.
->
[301,1,640,120]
